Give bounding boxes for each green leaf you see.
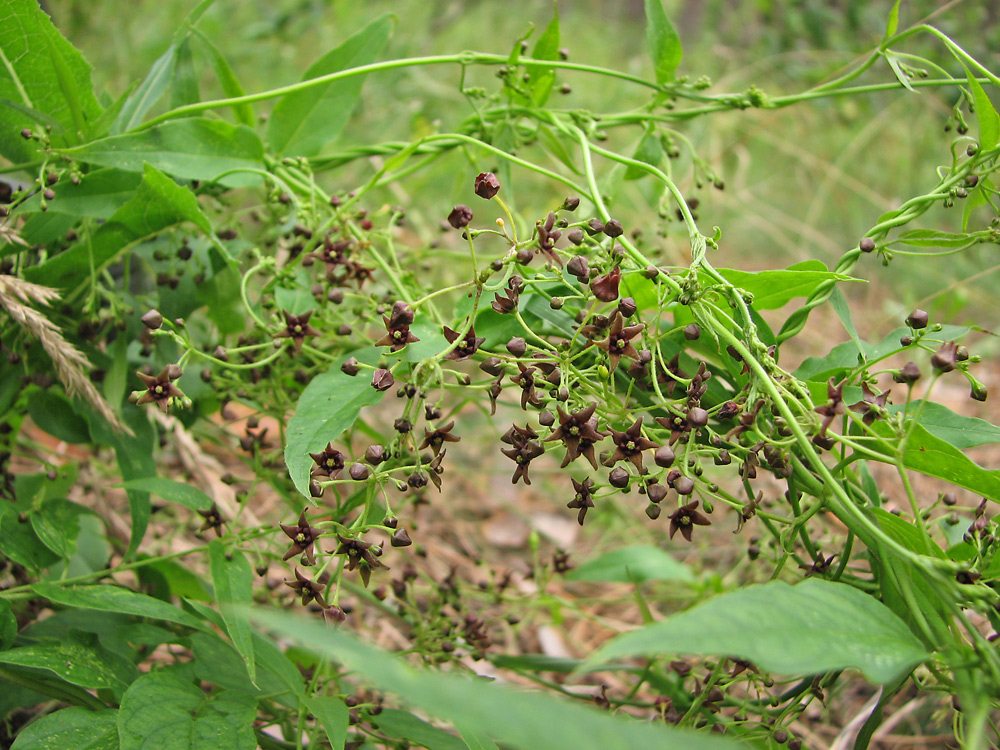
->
[966,67,999,152]
[117,672,256,750]
[112,44,176,134]
[32,583,209,631]
[962,175,994,232]
[14,167,141,219]
[0,486,61,571]
[829,286,864,360]
[710,261,859,311]
[884,52,915,92]
[10,707,119,750]
[268,14,394,157]
[30,499,90,559]
[623,130,664,181]
[889,400,1000,450]
[885,0,902,37]
[376,709,467,750]
[565,545,693,583]
[894,229,975,248]
[306,695,349,750]
[0,0,103,162]
[888,422,1000,500]
[209,541,256,685]
[169,37,200,110]
[62,119,264,185]
[284,352,385,499]
[0,631,138,698]
[0,597,16,650]
[643,0,683,84]
[528,5,560,107]
[590,579,928,684]
[27,390,91,444]
[118,478,212,511]
[25,163,211,292]
[194,31,253,126]
[255,610,741,750]
[872,507,944,559]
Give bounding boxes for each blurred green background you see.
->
[43,0,1000,346]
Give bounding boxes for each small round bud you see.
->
[673,475,695,495]
[905,309,928,329]
[349,463,370,481]
[341,357,359,376]
[608,467,630,488]
[603,219,624,238]
[859,237,876,253]
[141,309,163,330]
[654,445,675,468]
[474,172,500,200]
[683,323,701,340]
[447,205,473,229]
[506,337,527,357]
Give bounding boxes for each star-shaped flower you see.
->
[135,365,185,412]
[420,420,460,456]
[500,424,545,485]
[849,382,890,426]
[604,417,659,472]
[279,509,322,566]
[595,312,644,373]
[545,404,606,469]
[284,568,328,608]
[375,301,419,352]
[443,324,485,360]
[668,500,711,542]
[309,443,345,480]
[567,477,596,525]
[197,503,225,537]
[274,310,319,352]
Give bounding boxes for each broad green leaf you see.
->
[169,37,200,110]
[885,0,902,37]
[306,696,349,750]
[27,390,91,444]
[966,67,999,152]
[528,5,560,107]
[62,119,264,185]
[962,175,994,232]
[94,406,157,559]
[457,722,500,750]
[0,597,16,650]
[376,709,467,750]
[10,707,119,750]
[710,261,859,311]
[0,487,61,571]
[895,229,976,248]
[194,31,253,126]
[112,44,176,134]
[0,0,103,162]
[137,558,212,602]
[118,478,212,511]
[25,163,211,292]
[32,583,209,631]
[117,672,256,750]
[884,52,915,92]
[255,610,741,750]
[643,0,683,84]
[624,130,664,181]
[890,400,1000,450]
[30,499,91,559]
[268,14,394,157]
[209,541,255,684]
[490,654,588,674]
[188,633,295,704]
[16,168,142,220]
[829,286,864,360]
[565,545,693,583]
[590,579,928,684]
[897,423,1000,500]
[872,508,945,559]
[284,351,385,499]
[0,631,138,697]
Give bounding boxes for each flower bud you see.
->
[341,357,359,376]
[474,172,500,199]
[905,309,929,329]
[585,218,605,236]
[372,368,395,391]
[654,445,675,468]
[141,309,163,330]
[349,463,370,481]
[859,237,876,253]
[448,205,473,229]
[603,219,623,238]
[608,467,630,488]
[506,337,527,356]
